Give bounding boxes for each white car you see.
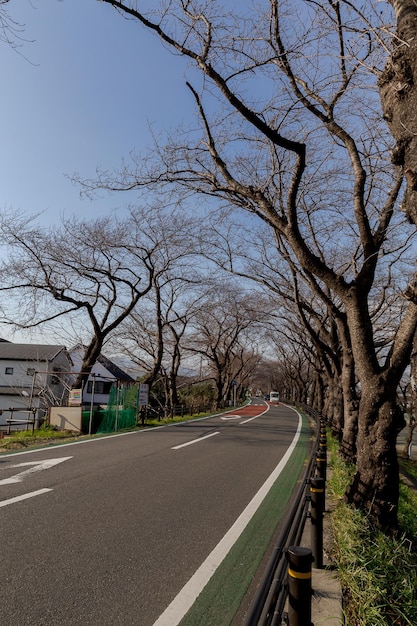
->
[269,391,280,403]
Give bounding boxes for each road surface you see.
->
[0,400,307,625]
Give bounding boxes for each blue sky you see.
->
[0,0,253,345]
[0,0,195,222]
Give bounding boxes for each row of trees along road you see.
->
[1,0,416,533]
[79,0,417,534]
[0,206,269,413]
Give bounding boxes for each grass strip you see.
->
[328,434,417,626]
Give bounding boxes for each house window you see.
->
[5,367,13,375]
[27,368,36,376]
[86,380,113,395]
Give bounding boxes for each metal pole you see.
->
[7,408,13,435]
[287,546,313,626]
[115,384,120,432]
[89,374,95,435]
[29,370,36,412]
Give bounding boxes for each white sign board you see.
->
[138,383,149,406]
[68,389,82,406]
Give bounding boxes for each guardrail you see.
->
[243,403,326,626]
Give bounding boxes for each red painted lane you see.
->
[222,404,267,418]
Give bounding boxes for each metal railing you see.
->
[4,407,37,434]
[243,403,325,626]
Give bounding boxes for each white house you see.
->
[68,345,135,407]
[0,341,73,429]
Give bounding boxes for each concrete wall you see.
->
[49,406,82,432]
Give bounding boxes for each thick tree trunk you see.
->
[72,336,103,391]
[214,375,224,409]
[339,403,358,463]
[343,290,414,530]
[339,352,358,463]
[313,372,324,414]
[346,386,404,532]
[322,373,343,433]
[380,1,417,226]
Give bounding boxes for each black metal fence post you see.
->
[310,477,325,569]
[316,449,327,482]
[286,546,313,626]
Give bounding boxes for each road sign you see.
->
[138,383,149,406]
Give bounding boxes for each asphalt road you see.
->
[0,400,303,625]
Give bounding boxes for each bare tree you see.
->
[201,217,363,458]
[109,208,205,413]
[0,1,22,48]
[0,206,185,390]
[185,284,266,408]
[88,1,417,531]
[114,273,205,414]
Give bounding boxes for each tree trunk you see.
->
[339,351,358,463]
[403,329,417,457]
[380,1,417,226]
[168,351,180,412]
[313,372,324,415]
[342,290,415,530]
[72,337,103,391]
[346,380,404,532]
[213,375,224,409]
[332,377,344,437]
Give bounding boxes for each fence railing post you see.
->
[316,449,327,482]
[7,408,13,434]
[310,477,325,569]
[286,546,313,626]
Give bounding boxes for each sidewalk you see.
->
[298,485,343,625]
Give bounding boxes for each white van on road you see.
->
[269,391,280,403]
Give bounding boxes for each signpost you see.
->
[138,383,149,407]
[137,383,150,426]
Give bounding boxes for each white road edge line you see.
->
[153,406,302,626]
[0,404,258,460]
[0,411,227,459]
[0,488,52,508]
[240,415,261,424]
[172,431,220,450]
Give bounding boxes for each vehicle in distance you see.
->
[269,391,280,403]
